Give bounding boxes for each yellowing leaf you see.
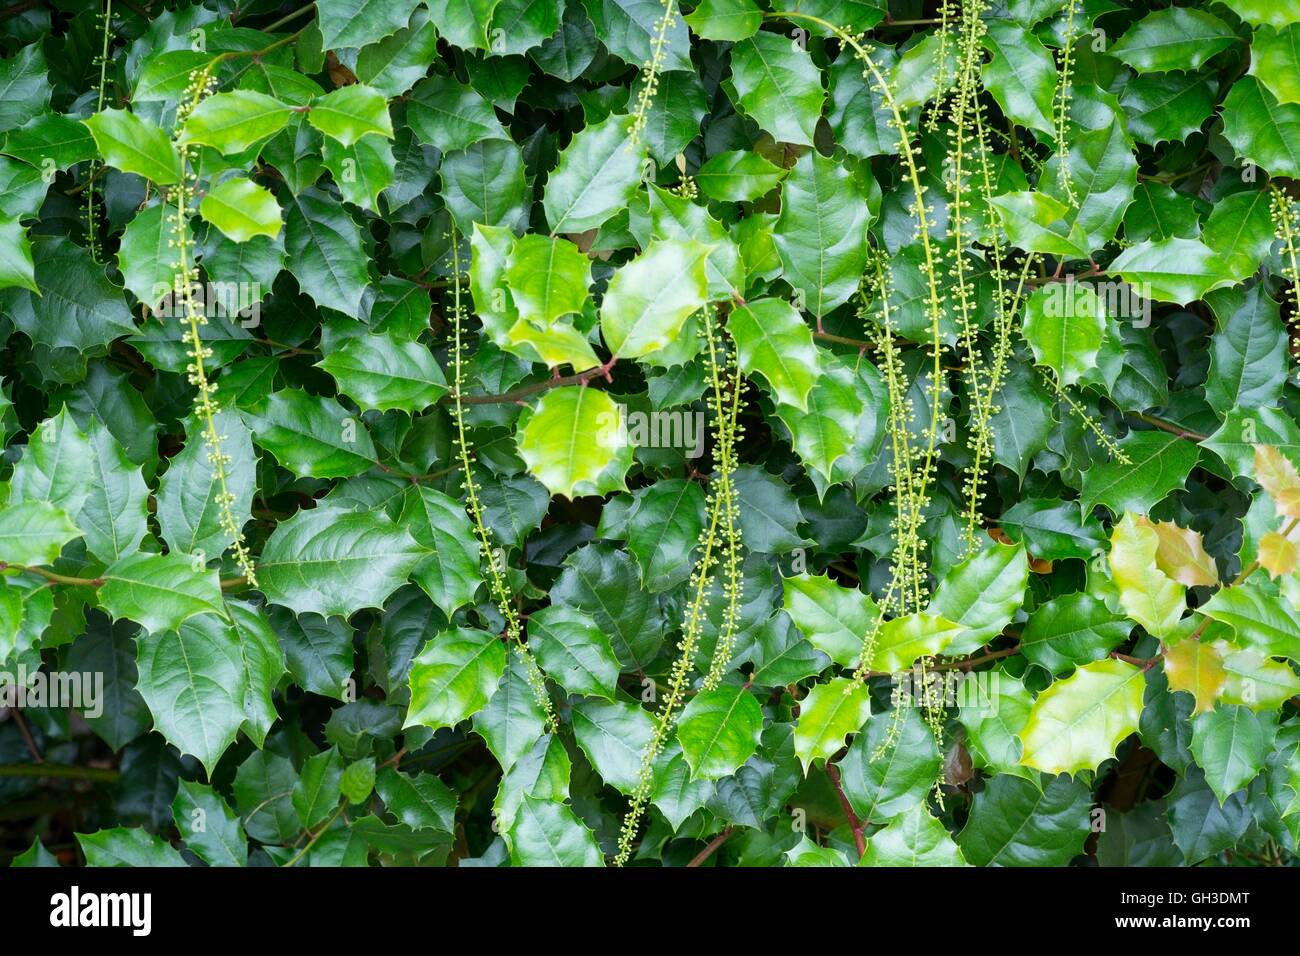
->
[1109,512,1185,640]
[1018,659,1145,776]
[1259,531,1299,578]
[1163,638,1229,715]
[1254,444,1300,519]
[1139,517,1219,587]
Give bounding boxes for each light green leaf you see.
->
[793,676,872,770]
[782,572,880,668]
[0,500,81,566]
[676,685,763,780]
[929,542,1027,652]
[405,626,508,730]
[182,91,293,155]
[83,108,182,184]
[728,298,821,411]
[199,177,283,243]
[1020,282,1107,387]
[1018,659,1145,776]
[517,386,625,498]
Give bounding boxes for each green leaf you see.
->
[398,485,483,616]
[100,552,226,635]
[1167,766,1251,864]
[308,84,393,147]
[861,803,967,866]
[1221,76,1300,179]
[243,388,377,478]
[8,406,91,514]
[83,108,182,184]
[376,767,457,832]
[405,626,507,730]
[118,203,184,308]
[285,189,372,319]
[505,234,592,326]
[2,113,95,170]
[427,0,502,49]
[199,177,283,243]
[1018,659,1145,776]
[728,298,821,411]
[135,614,247,774]
[517,386,625,498]
[531,604,620,700]
[624,478,707,591]
[0,501,81,566]
[695,149,784,202]
[793,676,872,770]
[957,773,1091,866]
[582,0,691,72]
[684,0,761,40]
[1080,432,1199,518]
[356,9,440,95]
[728,31,824,147]
[1190,706,1274,804]
[1206,285,1287,417]
[1109,7,1240,72]
[999,498,1106,560]
[173,780,247,867]
[441,138,530,231]
[981,21,1057,134]
[156,409,256,561]
[0,217,35,292]
[317,320,446,413]
[1119,71,1215,145]
[317,0,424,49]
[929,542,1027,652]
[783,572,880,668]
[959,670,1033,778]
[840,704,941,822]
[15,237,135,352]
[182,91,293,155]
[259,508,425,617]
[293,747,344,828]
[1250,24,1300,105]
[570,697,654,792]
[1201,582,1300,661]
[869,613,964,673]
[77,416,149,564]
[77,828,187,867]
[508,796,604,866]
[772,150,874,318]
[1020,593,1131,676]
[990,191,1091,258]
[1020,282,1107,387]
[676,685,763,780]
[543,113,644,234]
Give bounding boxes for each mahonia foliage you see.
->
[3,0,1300,869]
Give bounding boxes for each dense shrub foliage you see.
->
[1,0,1299,868]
